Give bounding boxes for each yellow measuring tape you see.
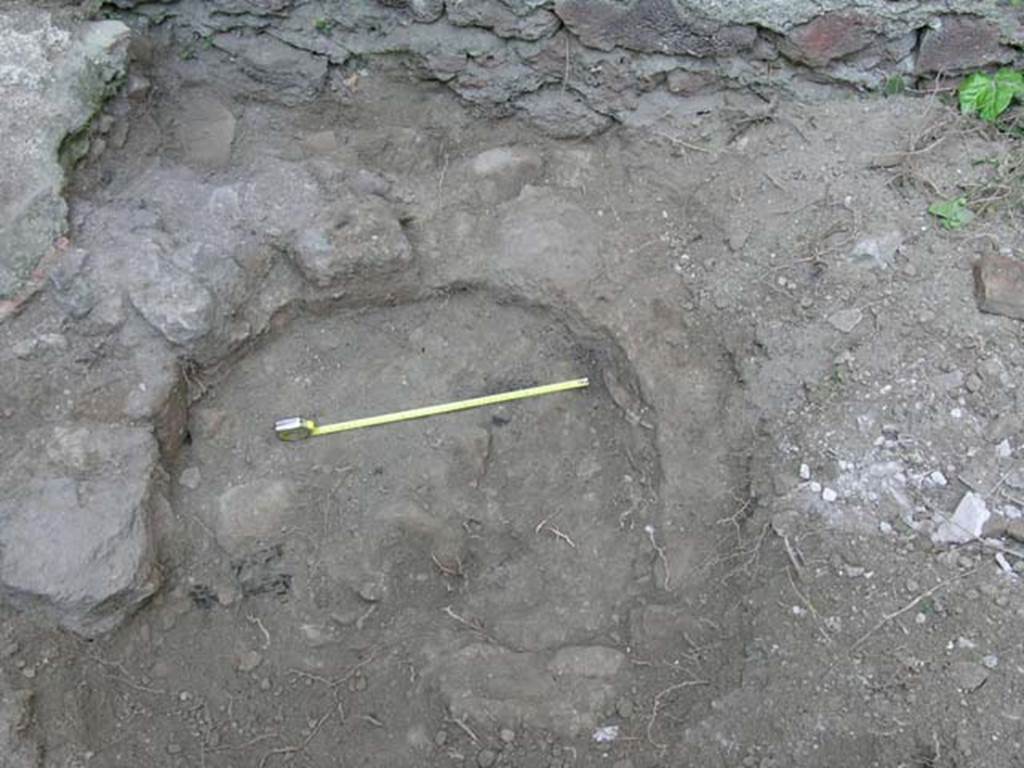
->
[275,377,589,441]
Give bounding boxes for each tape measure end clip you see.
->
[275,417,315,441]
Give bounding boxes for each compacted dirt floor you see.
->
[2,34,1024,768]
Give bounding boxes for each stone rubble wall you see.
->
[107,0,1023,133]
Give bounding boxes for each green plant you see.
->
[883,75,905,97]
[314,17,333,34]
[928,197,976,229]
[959,69,1024,122]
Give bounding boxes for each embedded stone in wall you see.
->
[448,0,561,42]
[553,0,757,57]
[211,32,328,103]
[778,13,875,67]
[916,15,1013,74]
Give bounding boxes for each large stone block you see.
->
[0,425,161,636]
[916,15,1013,74]
[779,13,875,67]
[554,0,757,57]
[0,10,129,299]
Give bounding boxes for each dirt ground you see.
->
[3,35,1024,768]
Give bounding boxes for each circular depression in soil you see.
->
[146,292,673,755]
[166,290,663,672]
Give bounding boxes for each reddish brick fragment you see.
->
[779,13,874,67]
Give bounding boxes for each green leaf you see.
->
[928,197,975,230]
[959,70,1024,122]
[959,72,994,117]
[994,68,1024,95]
[883,76,905,97]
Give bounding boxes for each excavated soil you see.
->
[2,34,1024,768]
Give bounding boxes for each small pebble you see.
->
[1,641,20,658]
[983,654,999,669]
[822,487,838,503]
[477,748,497,767]
[237,650,262,673]
[809,481,822,493]
[434,730,448,747]
[500,728,515,744]
[167,744,182,755]
[799,463,811,481]
[179,467,202,490]
[616,697,634,719]
[20,667,35,679]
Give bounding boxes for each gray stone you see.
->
[974,254,1024,321]
[517,88,613,139]
[356,574,389,603]
[950,659,989,692]
[212,33,328,104]
[935,370,964,392]
[175,94,237,168]
[350,169,392,198]
[554,0,758,56]
[916,15,1012,74]
[302,130,337,155]
[129,253,214,346]
[986,413,1022,444]
[214,480,296,555]
[467,146,543,204]
[827,308,863,333]
[0,425,160,636]
[476,748,497,768]
[179,467,202,490]
[850,231,902,267]
[0,675,39,768]
[449,0,561,41]
[290,198,414,288]
[237,650,263,673]
[0,11,130,299]
[932,491,990,546]
[409,0,446,23]
[616,697,634,719]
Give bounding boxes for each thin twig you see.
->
[851,569,977,651]
[442,605,491,640]
[207,733,277,753]
[650,130,713,153]
[445,714,480,743]
[787,568,831,644]
[257,709,332,768]
[562,35,570,94]
[645,524,671,589]
[247,614,271,649]
[646,680,710,748]
[537,521,576,548]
